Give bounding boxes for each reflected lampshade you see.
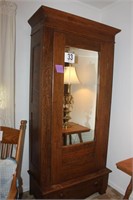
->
[64,66,80,85]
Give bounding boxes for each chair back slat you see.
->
[0,143,17,159]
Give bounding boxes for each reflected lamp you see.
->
[63,65,80,128]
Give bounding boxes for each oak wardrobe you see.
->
[28,6,120,199]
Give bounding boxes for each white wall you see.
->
[14,0,101,191]
[101,1,133,199]
[13,0,132,196]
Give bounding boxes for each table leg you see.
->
[78,133,83,143]
[123,177,132,199]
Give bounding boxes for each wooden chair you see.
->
[116,157,133,199]
[0,120,27,199]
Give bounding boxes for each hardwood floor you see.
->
[87,186,122,199]
[22,186,123,199]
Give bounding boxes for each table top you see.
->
[62,122,90,135]
[116,157,133,176]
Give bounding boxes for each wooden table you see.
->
[62,122,90,145]
[116,157,133,199]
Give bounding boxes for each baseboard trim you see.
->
[108,180,133,200]
[23,185,29,193]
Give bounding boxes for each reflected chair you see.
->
[0,120,27,199]
[116,157,133,199]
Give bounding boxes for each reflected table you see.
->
[62,122,90,145]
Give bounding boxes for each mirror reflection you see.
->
[63,47,98,146]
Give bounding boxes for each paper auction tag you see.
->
[65,52,75,63]
[55,64,64,73]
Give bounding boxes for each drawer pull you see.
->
[94,181,98,186]
[59,192,64,198]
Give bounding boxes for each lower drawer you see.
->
[43,174,109,199]
[30,168,111,199]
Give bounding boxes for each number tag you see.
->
[64,52,75,63]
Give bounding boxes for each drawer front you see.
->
[43,177,103,199]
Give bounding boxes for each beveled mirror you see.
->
[63,47,98,145]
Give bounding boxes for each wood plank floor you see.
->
[87,186,122,199]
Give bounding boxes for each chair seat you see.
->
[0,158,17,199]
